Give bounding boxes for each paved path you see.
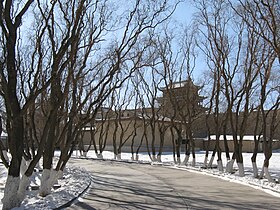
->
[67,159,280,210]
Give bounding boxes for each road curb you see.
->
[53,176,92,210]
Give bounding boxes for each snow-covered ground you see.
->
[0,150,280,209]
[0,156,92,210]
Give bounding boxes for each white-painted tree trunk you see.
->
[2,176,21,210]
[208,155,215,168]
[117,154,121,160]
[114,154,117,160]
[40,169,60,197]
[226,159,235,173]
[136,154,139,161]
[50,169,59,186]
[39,169,52,197]
[83,151,87,157]
[20,159,28,177]
[203,156,208,168]
[252,162,258,178]
[2,150,9,163]
[192,158,196,167]
[18,175,30,202]
[177,156,181,165]
[57,169,64,179]
[36,161,43,171]
[157,154,162,162]
[173,156,177,164]
[264,167,275,183]
[259,166,264,179]
[183,155,189,166]
[131,154,135,161]
[217,160,223,172]
[96,153,103,159]
[152,154,156,162]
[237,163,245,177]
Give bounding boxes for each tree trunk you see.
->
[203,155,208,168]
[226,158,235,174]
[252,162,258,178]
[112,119,118,160]
[136,131,145,161]
[217,160,223,172]
[237,162,245,177]
[208,147,216,168]
[191,136,196,167]
[2,117,24,209]
[235,144,244,177]
[203,134,211,168]
[223,133,230,161]
[183,139,191,165]
[251,136,260,178]
[2,176,21,210]
[183,154,190,166]
[40,109,58,196]
[263,158,274,183]
[157,131,165,162]
[216,136,223,172]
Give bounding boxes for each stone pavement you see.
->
[65,159,280,209]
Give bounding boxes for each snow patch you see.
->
[6,167,90,210]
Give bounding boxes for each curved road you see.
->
[67,159,280,210]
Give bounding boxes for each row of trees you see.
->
[78,0,280,181]
[77,0,279,183]
[0,0,279,209]
[195,0,280,179]
[0,0,180,209]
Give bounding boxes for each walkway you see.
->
[67,159,280,209]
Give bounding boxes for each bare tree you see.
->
[258,55,278,182]
[0,1,40,209]
[41,0,178,197]
[111,84,134,160]
[230,0,279,178]
[131,76,148,160]
[0,0,179,208]
[196,0,262,176]
[151,25,185,164]
[250,106,263,177]
[195,0,230,171]
[232,0,280,63]
[140,68,162,161]
[179,26,206,167]
[0,115,9,168]
[204,93,214,167]
[130,80,143,161]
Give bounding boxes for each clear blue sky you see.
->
[172,1,205,82]
[173,1,196,26]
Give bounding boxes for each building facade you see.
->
[81,79,206,153]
